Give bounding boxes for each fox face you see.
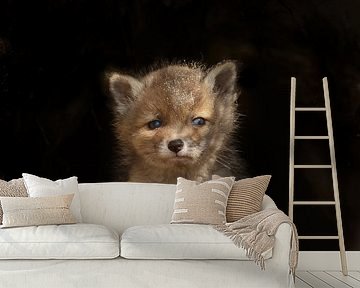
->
[108,61,240,182]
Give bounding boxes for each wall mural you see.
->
[0,0,359,251]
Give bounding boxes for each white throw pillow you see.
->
[121,224,272,260]
[0,223,119,259]
[22,173,82,222]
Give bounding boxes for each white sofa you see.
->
[0,182,295,288]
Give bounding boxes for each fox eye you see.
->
[192,117,206,126]
[148,119,162,130]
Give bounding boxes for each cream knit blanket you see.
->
[214,208,299,276]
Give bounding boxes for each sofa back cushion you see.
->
[78,182,277,235]
[78,182,177,235]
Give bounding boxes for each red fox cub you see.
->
[108,61,242,183]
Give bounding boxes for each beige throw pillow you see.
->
[0,178,28,224]
[213,175,271,222]
[0,194,76,228]
[171,177,235,225]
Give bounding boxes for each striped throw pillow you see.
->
[214,175,271,222]
[171,177,235,225]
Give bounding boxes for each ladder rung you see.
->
[294,136,329,140]
[294,165,332,168]
[295,107,326,111]
[293,201,335,205]
[298,236,339,240]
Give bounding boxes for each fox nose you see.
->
[168,139,184,153]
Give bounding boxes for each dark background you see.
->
[0,0,359,250]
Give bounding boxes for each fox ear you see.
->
[204,61,238,100]
[108,72,143,114]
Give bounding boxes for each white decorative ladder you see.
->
[288,77,348,276]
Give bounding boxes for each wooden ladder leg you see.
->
[289,77,296,221]
[322,77,348,276]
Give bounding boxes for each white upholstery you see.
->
[0,254,294,288]
[0,224,119,259]
[78,182,177,234]
[121,224,272,259]
[0,182,294,288]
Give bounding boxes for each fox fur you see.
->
[108,61,245,184]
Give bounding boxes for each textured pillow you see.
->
[22,173,82,222]
[0,194,76,228]
[213,175,271,222]
[0,178,28,224]
[171,177,234,225]
[121,224,272,260]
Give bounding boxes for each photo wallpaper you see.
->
[0,0,359,250]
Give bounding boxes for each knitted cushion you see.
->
[0,178,28,224]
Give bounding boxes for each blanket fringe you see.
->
[213,209,299,275]
[214,225,266,270]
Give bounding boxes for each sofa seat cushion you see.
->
[121,224,272,260]
[0,224,119,259]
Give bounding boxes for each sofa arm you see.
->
[266,222,295,288]
[262,195,278,210]
[261,196,292,271]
